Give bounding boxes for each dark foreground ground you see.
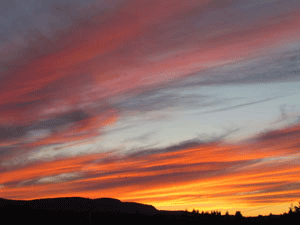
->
[0,197,299,224]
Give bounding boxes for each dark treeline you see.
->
[0,197,299,224]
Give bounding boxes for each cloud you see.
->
[114,86,222,118]
[0,124,299,215]
[1,0,299,150]
[1,0,300,213]
[37,172,81,184]
[172,47,300,90]
[0,109,117,164]
[251,122,300,143]
[200,95,286,114]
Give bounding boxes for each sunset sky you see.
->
[1,0,300,216]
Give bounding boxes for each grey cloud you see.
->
[253,124,300,143]
[200,95,284,114]
[125,129,239,158]
[78,159,256,193]
[1,0,299,169]
[0,0,17,15]
[37,172,81,184]
[259,182,300,195]
[228,48,300,83]
[0,147,11,156]
[0,125,27,141]
[5,172,82,188]
[0,109,90,142]
[122,131,156,144]
[190,47,300,87]
[113,84,224,118]
[125,138,206,158]
[241,191,300,204]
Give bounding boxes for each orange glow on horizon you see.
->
[1,124,299,216]
[1,0,300,217]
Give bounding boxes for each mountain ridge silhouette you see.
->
[0,197,157,214]
[1,197,299,224]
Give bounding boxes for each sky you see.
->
[0,0,300,216]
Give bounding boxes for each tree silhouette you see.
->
[235,211,242,218]
[1,197,300,224]
[289,202,300,214]
[295,202,300,214]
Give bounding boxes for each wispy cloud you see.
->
[1,0,300,215]
[1,124,299,215]
[200,95,290,114]
[1,0,299,150]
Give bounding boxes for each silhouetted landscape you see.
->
[1,1,300,224]
[0,197,299,224]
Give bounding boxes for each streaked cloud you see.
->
[1,0,300,216]
[1,124,299,215]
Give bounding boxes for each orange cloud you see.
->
[1,0,300,216]
[1,0,299,152]
[26,111,118,148]
[1,124,299,216]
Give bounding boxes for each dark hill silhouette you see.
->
[0,197,299,224]
[0,197,157,214]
